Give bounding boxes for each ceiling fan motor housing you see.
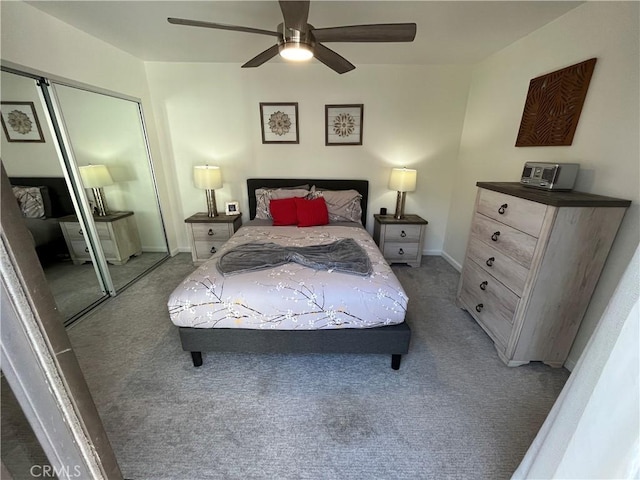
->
[277,22,316,58]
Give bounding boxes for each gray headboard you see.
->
[246,178,369,226]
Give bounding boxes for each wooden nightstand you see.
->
[59,211,142,265]
[373,214,428,267]
[185,213,242,265]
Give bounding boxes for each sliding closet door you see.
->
[0,70,108,321]
[51,84,169,292]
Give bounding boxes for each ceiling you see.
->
[26,1,582,66]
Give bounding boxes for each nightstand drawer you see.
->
[470,213,537,268]
[185,213,243,266]
[383,242,419,261]
[384,224,422,243]
[459,260,518,350]
[64,221,110,240]
[477,188,547,237]
[191,223,232,241]
[194,240,226,261]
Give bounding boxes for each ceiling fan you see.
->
[168,0,417,74]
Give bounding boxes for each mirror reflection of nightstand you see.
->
[59,211,142,265]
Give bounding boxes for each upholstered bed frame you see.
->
[178,178,411,370]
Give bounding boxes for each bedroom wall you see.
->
[144,62,472,251]
[442,1,640,368]
[0,0,180,252]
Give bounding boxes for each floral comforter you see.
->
[167,224,408,330]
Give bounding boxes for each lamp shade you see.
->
[79,165,114,188]
[194,165,222,190]
[388,168,417,192]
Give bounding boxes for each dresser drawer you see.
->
[384,224,422,243]
[467,237,529,296]
[471,213,538,268]
[459,260,519,350]
[383,243,419,261]
[191,223,231,242]
[477,188,547,237]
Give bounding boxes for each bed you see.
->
[168,178,412,369]
[9,177,74,263]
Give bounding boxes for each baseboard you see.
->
[563,357,576,372]
[422,249,442,256]
[441,251,462,272]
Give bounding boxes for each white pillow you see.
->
[12,186,45,218]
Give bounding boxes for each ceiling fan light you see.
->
[279,42,313,61]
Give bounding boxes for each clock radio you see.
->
[520,162,580,191]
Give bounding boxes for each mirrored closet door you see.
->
[1,68,169,324]
[51,83,169,294]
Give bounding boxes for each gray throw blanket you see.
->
[217,238,372,277]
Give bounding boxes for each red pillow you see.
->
[269,197,299,226]
[295,197,329,227]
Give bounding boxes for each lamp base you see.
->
[206,189,218,217]
[92,187,110,217]
[394,191,407,219]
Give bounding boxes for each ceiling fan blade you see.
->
[279,0,310,31]
[313,44,355,74]
[242,44,281,68]
[168,17,279,37]
[312,23,417,42]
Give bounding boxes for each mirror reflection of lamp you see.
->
[194,165,222,217]
[388,167,417,219]
[79,164,114,216]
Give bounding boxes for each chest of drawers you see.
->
[457,182,630,367]
[373,214,428,267]
[59,211,142,265]
[185,213,242,265]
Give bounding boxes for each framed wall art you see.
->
[516,58,597,147]
[325,104,363,146]
[259,102,299,144]
[1,101,45,143]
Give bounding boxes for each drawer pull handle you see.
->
[84,247,89,253]
[491,231,501,242]
[498,204,508,214]
[486,257,495,267]
[398,248,405,255]
[78,229,83,235]
[400,230,407,238]
[208,229,215,236]
[475,304,484,313]
[479,281,488,291]
[210,246,217,254]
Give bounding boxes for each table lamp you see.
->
[79,164,114,216]
[388,167,417,219]
[194,165,223,217]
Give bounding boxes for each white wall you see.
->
[1,1,180,252]
[442,2,640,367]
[145,62,471,250]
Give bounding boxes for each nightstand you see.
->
[185,213,242,265]
[59,211,142,265]
[373,214,427,267]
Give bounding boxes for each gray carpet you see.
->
[43,252,167,320]
[67,254,569,480]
